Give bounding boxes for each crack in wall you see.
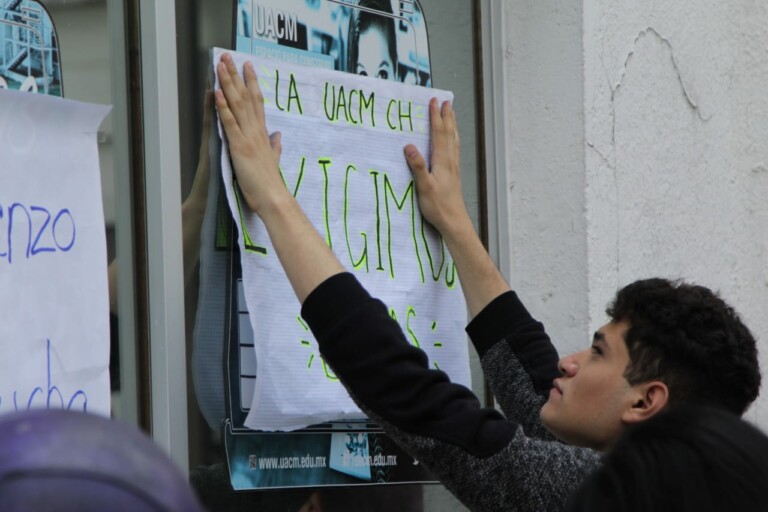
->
[586,142,613,169]
[596,26,717,283]
[611,26,713,122]
[600,26,714,158]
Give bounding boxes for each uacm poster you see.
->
[219,48,463,487]
[215,47,467,431]
[192,0,458,490]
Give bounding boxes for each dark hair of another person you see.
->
[346,0,398,77]
[565,406,768,512]
[606,278,760,415]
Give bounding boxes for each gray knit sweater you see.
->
[302,273,601,512]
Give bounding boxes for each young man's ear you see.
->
[622,381,669,424]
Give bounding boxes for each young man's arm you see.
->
[400,93,561,436]
[402,101,510,319]
[466,290,563,439]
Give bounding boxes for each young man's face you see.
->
[539,320,637,451]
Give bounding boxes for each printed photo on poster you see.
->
[0,0,62,96]
[235,0,431,85]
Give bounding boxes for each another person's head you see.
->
[0,409,204,512]
[347,0,398,81]
[540,277,760,450]
[566,406,768,512]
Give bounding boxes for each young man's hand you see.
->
[215,53,286,217]
[214,52,344,302]
[403,98,471,238]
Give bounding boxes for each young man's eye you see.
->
[590,345,603,356]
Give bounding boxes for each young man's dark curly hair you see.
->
[607,278,761,415]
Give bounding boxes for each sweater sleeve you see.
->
[302,273,600,512]
[466,291,562,440]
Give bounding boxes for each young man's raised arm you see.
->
[401,105,510,319]
[399,81,562,435]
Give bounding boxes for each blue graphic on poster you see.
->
[0,0,62,96]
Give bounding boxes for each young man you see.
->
[214,54,761,511]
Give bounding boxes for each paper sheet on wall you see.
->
[0,89,111,417]
[213,48,470,431]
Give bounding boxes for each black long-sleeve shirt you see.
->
[302,273,601,512]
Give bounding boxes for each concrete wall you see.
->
[501,1,768,424]
[502,1,589,356]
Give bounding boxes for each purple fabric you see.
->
[0,409,204,512]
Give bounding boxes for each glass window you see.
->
[35,0,139,424]
[177,1,482,510]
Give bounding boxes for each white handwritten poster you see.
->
[0,90,111,417]
[214,48,469,431]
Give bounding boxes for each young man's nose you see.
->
[558,353,579,377]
